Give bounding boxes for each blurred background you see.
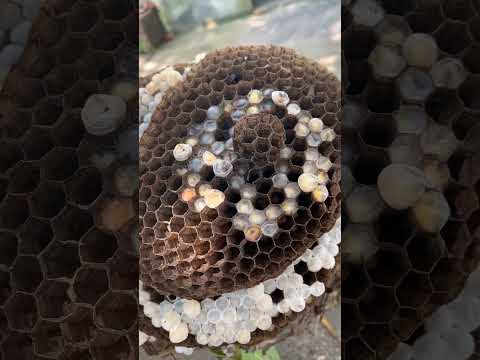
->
[139,0,340,359]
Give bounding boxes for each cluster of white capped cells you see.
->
[139,219,340,347]
[388,268,480,360]
[0,0,41,87]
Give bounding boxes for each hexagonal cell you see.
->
[108,252,137,290]
[0,196,29,229]
[345,60,369,96]
[0,141,23,173]
[359,286,397,323]
[8,162,40,194]
[94,292,137,330]
[344,338,375,360]
[101,0,131,20]
[0,232,17,268]
[343,27,376,60]
[64,80,99,109]
[453,112,478,141]
[463,45,480,75]
[18,218,53,255]
[92,25,125,51]
[469,17,480,42]
[67,167,103,207]
[80,228,118,263]
[360,114,396,149]
[23,127,54,161]
[30,182,66,218]
[342,265,371,301]
[0,271,11,304]
[69,3,99,32]
[360,324,397,359]
[378,210,414,246]
[352,152,389,185]
[11,256,42,292]
[459,75,480,111]
[434,21,471,55]
[61,305,95,344]
[32,320,63,358]
[36,280,73,319]
[442,0,475,21]
[5,292,37,330]
[396,272,432,308]
[43,147,79,181]
[425,89,463,126]
[34,97,63,126]
[90,333,132,360]
[53,206,94,244]
[390,307,422,341]
[367,247,409,286]
[2,334,34,360]
[406,235,445,272]
[41,242,81,279]
[73,267,109,305]
[44,65,79,95]
[366,81,400,113]
[52,110,85,147]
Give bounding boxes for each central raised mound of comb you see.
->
[139,46,341,299]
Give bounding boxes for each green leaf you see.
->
[265,347,281,360]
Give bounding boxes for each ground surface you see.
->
[140,1,341,359]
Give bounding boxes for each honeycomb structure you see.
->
[0,1,139,360]
[342,1,480,359]
[139,46,342,300]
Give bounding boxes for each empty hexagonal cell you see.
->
[360,286,397,323]
[0,196,29,229]
[459,76,480,111]
[80,229,118,263]
[360,324,397,359]
[342,303,363,340]
[464,45,480,75]
[367,247,410,286]
[11,256,42,293]
[360,114,396,149]
[0,271,11,304]
[52,111,85,147]
[32,320,63,358]
[0,141,23,173]
[2,334,34,360]
[352,153,389,185]
[8,162,40,194]
[344,338,375,360]
[434,21,471,55]
[90,333,132,360]
[69,2,99,32]
[390,307,422,341]
[425,89,463,126]
[44,65,79,94]
[23,127,54,161]
[108,252,137,290]
[0,232,17,268]
[366,81,400,113]
[74,267,109,305]
[34,98,63,126]
[5,292,38,330]
[345,60,369,95]
[41,242,81,278]
[378,211,414,246]
[443,0,475,21]
[43,147,79,181]
[67,167,103,206]
[343,27,376,60]
[430,258,465,295]
[31,182,66,218]
[18,218,53,255]
[36,280,73,319]
[94,292,137,330]
[61,306,95,343]
[53,206,94,243]
[406,235,445,272]
[396,272,432,308]
[342,265,371,301]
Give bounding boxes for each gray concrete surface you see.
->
[140,0,341,79]
[140,1,341,359]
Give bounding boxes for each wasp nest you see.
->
[0,1,138,359]
[342,1,480,359]
[139,46,341,351]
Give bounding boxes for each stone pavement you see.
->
[140,2,341,359]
